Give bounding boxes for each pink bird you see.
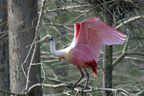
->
[36,18,127,92]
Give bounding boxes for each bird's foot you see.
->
[65,84,75,93]
[81,87,88,96]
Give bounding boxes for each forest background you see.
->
[0,0,144,96]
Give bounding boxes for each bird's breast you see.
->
[65,50,72,60]
[60,47,72,61]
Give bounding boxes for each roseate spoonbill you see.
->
[35,18,127,92]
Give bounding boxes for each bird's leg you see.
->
[66,66,84,92]
[73,66,84,88]
[81,68,89,96]
[84,68,89,89]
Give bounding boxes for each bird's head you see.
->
[38,35,53,42]
[25,35,53,49]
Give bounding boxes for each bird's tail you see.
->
[92,67,97,76]
[86,59,98,76]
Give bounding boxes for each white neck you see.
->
[49,39,65,57]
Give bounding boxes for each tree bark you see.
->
[103,3,113,96]
[7,0,42,96]
[0,0,9,96]
[103,45,113,96]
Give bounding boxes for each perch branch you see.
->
[27,83,131,96]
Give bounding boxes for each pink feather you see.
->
[68,18,127,76]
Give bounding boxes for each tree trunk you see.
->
[7,0,42,96]
[0,0,9,96]
[103,3,113,96]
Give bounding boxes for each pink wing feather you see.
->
[77,18,126,44]
[72,18,126,62]
[69,18,126,76]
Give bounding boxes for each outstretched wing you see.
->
[72,18,127,62]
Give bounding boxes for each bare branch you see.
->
[116,15,144,29]
[112,53,127,67]
[113,35,144,67]
[109,0,119,10]
[44,4,91,13]
[124,56,144,62]
[135,90,144,96]
[112,36,129,67]
[126,52,144,56]
[24,0,46,93]
[0,89,15,96]
[28,83,66,92]
[27,83,131,96]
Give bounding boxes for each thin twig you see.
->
[24,0,46,93]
